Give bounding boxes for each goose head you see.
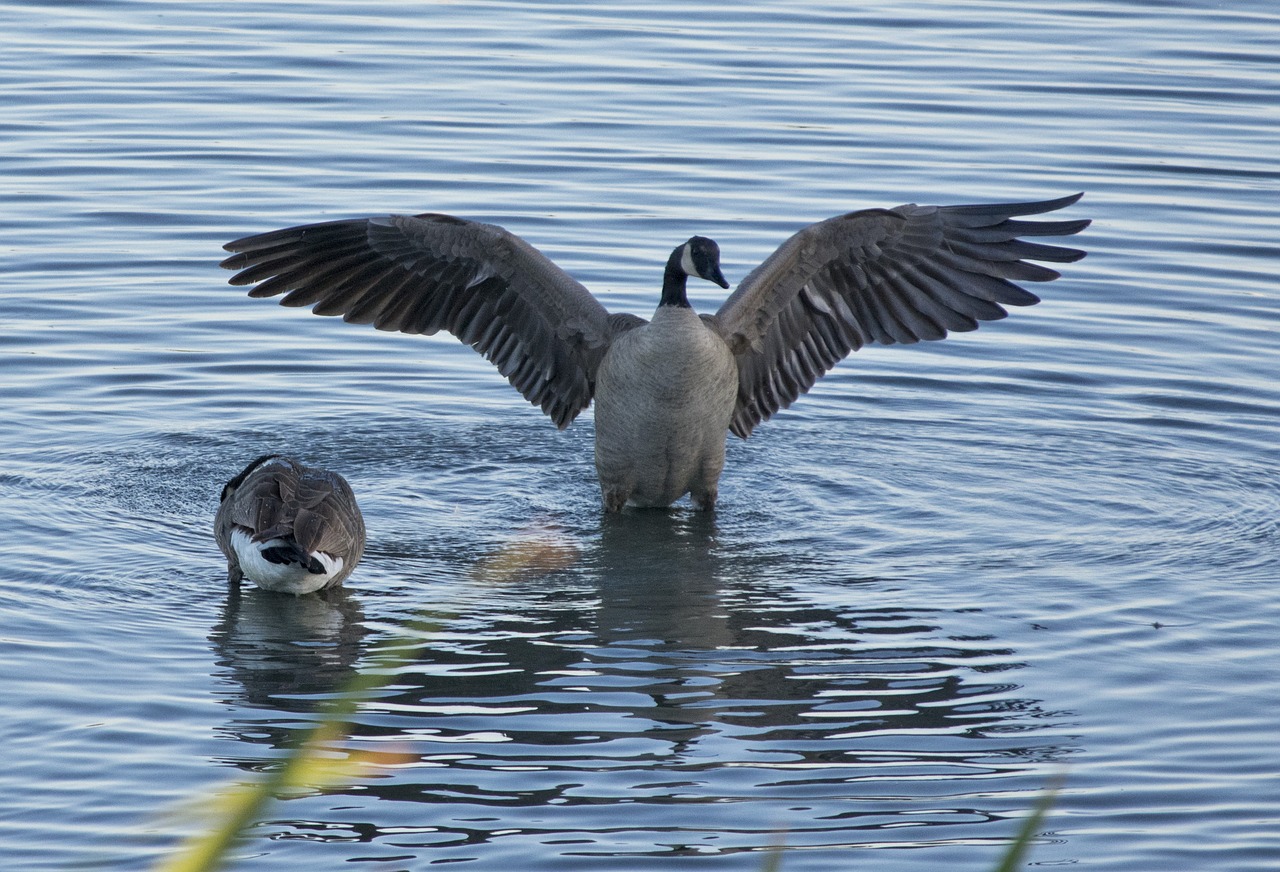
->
[661,236,730,307]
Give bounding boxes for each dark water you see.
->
[2,2,1278,870]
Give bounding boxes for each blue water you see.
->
[2,1,1278,870]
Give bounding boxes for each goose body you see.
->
[215,455,365,593]
[221,194,1090,511]
[595,304,738,510]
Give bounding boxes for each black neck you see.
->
[660,247,691,308]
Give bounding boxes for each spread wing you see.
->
[221,213,640,428]
[710,193,1090,437]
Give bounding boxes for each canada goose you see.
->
[221,194,1088,511]
[215,454,366,593]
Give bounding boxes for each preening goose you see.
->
[221,194,1089,512]
[215,455,366,593]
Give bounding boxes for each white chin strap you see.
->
[680,242,698,278]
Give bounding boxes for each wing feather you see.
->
[222,213,627,428]
[712,194,1089,437]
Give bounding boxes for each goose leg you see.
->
[690,484,718,512]
[602,486,630,514]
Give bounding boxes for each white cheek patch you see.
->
[680,243,698,277]
[230,529,343,595]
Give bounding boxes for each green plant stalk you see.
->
[155,630,432,872]
[992,782,1060,872]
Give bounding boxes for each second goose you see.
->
[221,194,1089,511]
[215,455,366,593]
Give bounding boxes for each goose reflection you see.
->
[592,510,732,648]
[203,518,1072,859]
[352,516,1062,773]
[583,516,1035,754]
[209,583,367,722]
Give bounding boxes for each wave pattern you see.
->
[1,1,1278,870]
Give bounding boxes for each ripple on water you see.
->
[3,0,1280,869]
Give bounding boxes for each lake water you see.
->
[2,1,1278,870]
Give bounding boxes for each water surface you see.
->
[2,2,1278,870]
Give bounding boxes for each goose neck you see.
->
[660,247,691,308]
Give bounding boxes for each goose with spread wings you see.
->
[221,193,1089,512]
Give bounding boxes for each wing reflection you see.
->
[205,514,1071,862]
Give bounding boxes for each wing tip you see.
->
[946,191,1088,219]
[1022,191,1086,214]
